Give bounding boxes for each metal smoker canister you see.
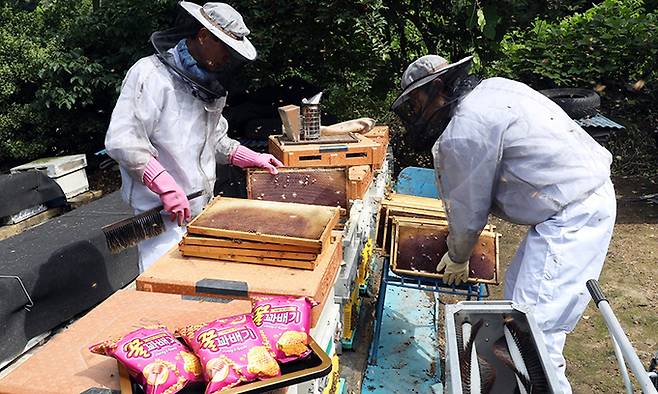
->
[300,103,321,140]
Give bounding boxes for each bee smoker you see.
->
[300,92,323,140]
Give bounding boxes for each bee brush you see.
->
[102,190,203,254]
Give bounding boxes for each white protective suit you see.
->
[433,77,616,392]
[105,49,239,272]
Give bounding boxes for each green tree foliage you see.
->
[0,0,656,167]
[491,0,658,88]
[0,0,176,164]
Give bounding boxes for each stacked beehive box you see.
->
[179,197,340,270]
[255,126,390,214]
[376,192,501,285]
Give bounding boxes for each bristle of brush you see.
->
[493,336,532,394]
[478,356,497,394]
[459,321,474,394]
[103,209,165,254]
[459,320,491,394]
[504,316,550,393]
[456,320,465,353]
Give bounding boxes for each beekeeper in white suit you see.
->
[392,55,616,392]
[105,2,282,272]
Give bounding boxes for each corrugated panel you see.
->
[575,113,625,129]
[248,168,348,208]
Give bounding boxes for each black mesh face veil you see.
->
[391,59,480,149]
[150,8,251,103]
[392,77,447,129]
[392,76,453,150]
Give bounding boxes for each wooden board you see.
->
[179,244,318,269]
[187,197,340,252]
[137,233,344,327]
[247,167,349,209]
[375,205,448,253]
[0,207,65,241]
[363,125,389,148]
[246,166,374,210]
[380,193,446,212]
[268,133,380,168]
[347,165,374,201]
[181,235,319,253]
[179,240,318,261]
[363,125,389,169]
[0,290,251,394]
[374,195,496,254]
[390,217,499,284]
[67,189,103,209]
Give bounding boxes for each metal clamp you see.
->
[0,275,35,311]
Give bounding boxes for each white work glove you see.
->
[436,253,469,286]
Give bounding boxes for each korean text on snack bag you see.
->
[178,313,280,393]
[90,325,202,394]
[252,295,317,363]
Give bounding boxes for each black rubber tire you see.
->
[540,88,601,119]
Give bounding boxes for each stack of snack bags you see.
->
[89,296,316,394]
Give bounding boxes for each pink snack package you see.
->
[178,313,280,393]
[89,325,203,394]
[251,295,318,363]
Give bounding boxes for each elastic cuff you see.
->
[228,145,240,163]
[448,252,469,264]
[143,157,165,185]
[230,145,260,166]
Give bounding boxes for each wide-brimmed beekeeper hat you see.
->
[179,1,257,61]
[391,55,473,111]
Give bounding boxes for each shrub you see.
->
[491,0,658,89]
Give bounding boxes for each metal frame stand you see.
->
[368,256,488,365]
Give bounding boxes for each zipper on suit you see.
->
[197,108,213,199]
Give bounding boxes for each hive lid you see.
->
[10,154,87,177]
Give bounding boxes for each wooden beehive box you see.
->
[374,193,495,255]
[268,133,381,168]
[187,197,340,254]
[363,125,389,169]
[374,193,447,253]
[179,237,320,269]
[390,217,500,284]
[246,166,374,212]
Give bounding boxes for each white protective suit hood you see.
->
[151,27,228,103]
[151,27,249,102]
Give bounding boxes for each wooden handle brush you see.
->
[102,190,204,254]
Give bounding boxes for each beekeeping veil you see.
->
[391,55,480,149]
[150,1,257,102]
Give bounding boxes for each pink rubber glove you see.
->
[230,145,283,175]
[143,157,190,226]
